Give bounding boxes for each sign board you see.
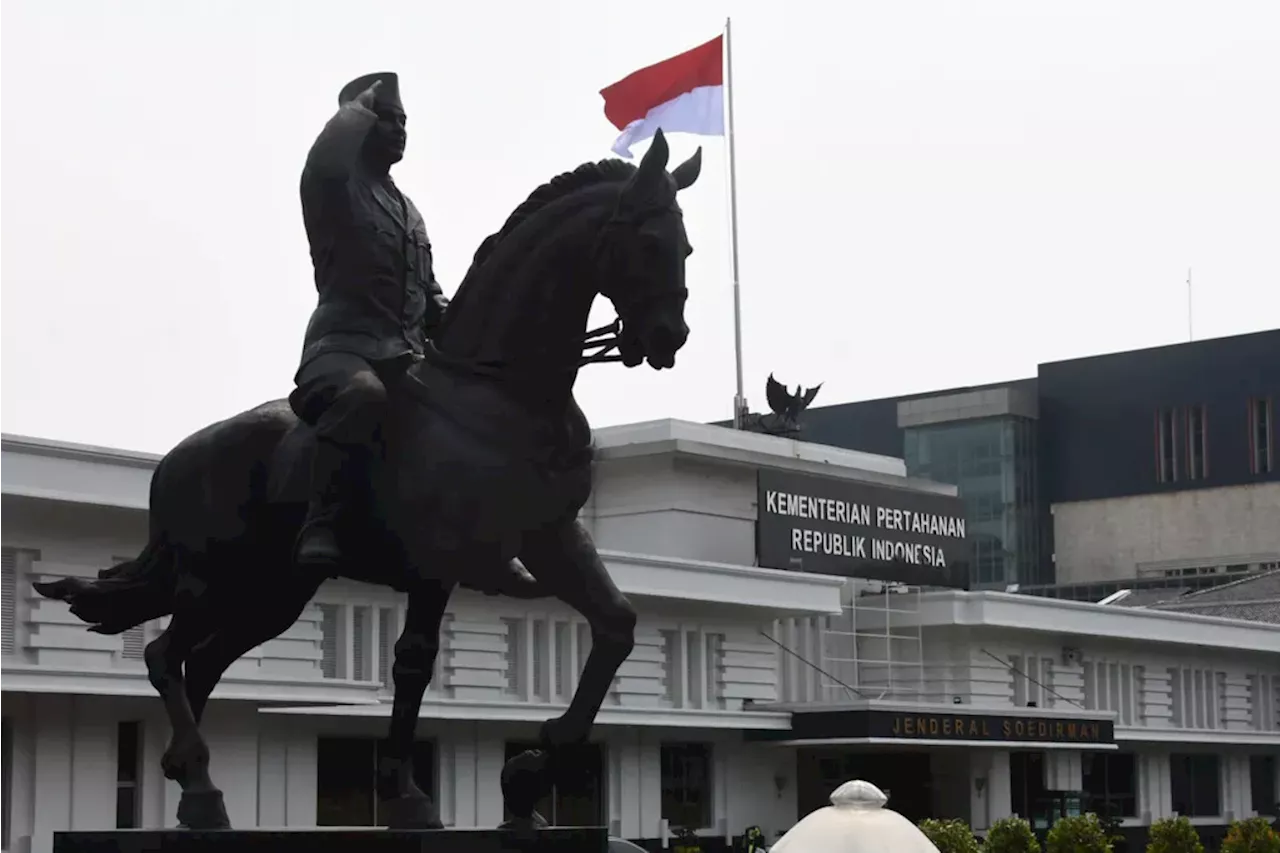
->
[875,710,1111,744]
[747,708,1115,746]
[756,468,970,588]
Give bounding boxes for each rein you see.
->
[580,319,624,366]
[421,317,624,384]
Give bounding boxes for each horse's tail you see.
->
[32,530,178,636]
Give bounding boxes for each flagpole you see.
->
[1187,267,1193,341]
[724,16,748,429]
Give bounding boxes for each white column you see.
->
[31,695,72,853]
[987,751,1013,825]
[284,727,318,827]
[474,732,505,829]
[1139,751,1171,821]
[68,698,114,830]
[1224,751,1250,821]
[7,695,37,853]
[608,729,643,838]
[257,720,289,827]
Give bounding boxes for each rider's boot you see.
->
[295,438,355,571]
[462,560,549,599]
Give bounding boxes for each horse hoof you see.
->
[538,717,582,749]
[177,789,231,830]
[501,749,552,821]
[382,794,443,829]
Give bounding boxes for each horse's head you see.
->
[596,129,701,371]
[431,134,704,398]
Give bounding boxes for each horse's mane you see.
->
[433,157,638,347]
[437,157,637,330]
[469,158,637,271]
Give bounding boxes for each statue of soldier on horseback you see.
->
[35,71,702,831]
[289,71,537,597]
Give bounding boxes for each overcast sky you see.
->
[3,1,1278,454]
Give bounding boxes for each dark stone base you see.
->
[54,827,608,853]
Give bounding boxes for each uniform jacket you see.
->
[296,102,449,372]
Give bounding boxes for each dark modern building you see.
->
[751,329,1280,591]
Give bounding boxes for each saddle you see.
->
[265,419,323,507]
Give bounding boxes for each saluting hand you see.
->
[353,80,382,111]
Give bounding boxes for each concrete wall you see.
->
[1,495,147,568]
[1052,482,1280,584]
[1,694,265,853]
[584,456,759,567]
[0,695,797,853]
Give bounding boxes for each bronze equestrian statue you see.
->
[34,68,701,833]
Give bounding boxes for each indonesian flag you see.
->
[599,35,724,158]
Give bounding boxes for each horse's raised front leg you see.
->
[502,519,636,825]
[379,579,453,829]
[522,519,636,743]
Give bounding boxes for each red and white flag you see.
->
[599,35,724,158]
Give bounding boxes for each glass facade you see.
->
[903,416,1042,588]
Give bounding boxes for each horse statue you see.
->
[33,129,702,831]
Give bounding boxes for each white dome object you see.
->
[770,780,941,853]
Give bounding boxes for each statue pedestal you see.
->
[54,827,608,853]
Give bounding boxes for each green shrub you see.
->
[983,816,1042,853]
[919,818,982,853]
[1220,817,1280,853]
[1145,816,1204,853]
[1045,813,1113,853]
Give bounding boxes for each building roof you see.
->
[1132,569,1280,625]
[3,420,961,514]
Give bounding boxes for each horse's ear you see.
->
[631,129,670,188]
[671,146,702,190]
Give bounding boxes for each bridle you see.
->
[426,191,682,375]
[580,318,624,366]
[577,192,685,368]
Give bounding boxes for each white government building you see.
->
[2,422,1278,853]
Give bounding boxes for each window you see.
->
[660,742,713,830]
[319,604,339,678]
[1250,398,1274,475]
[503,741,604,826]
[1186,405,1207,480]
[377,607,395,689]
[352,607,368,682]
[661,630,680,705]
[1156,408,1179,483]
[503,618,524,696]
[1085,662,1144,725]
[116,722,142,829]
[1010,752,1049,823]
[118,560,147,660]
[1170,753,1220,817]
[1169,667,1226,729]
[2,549,18,655]
[1251,755,1277,817]
[316,737,434,826]
[1082,752,1137,818]
[1250,674,1277,731]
